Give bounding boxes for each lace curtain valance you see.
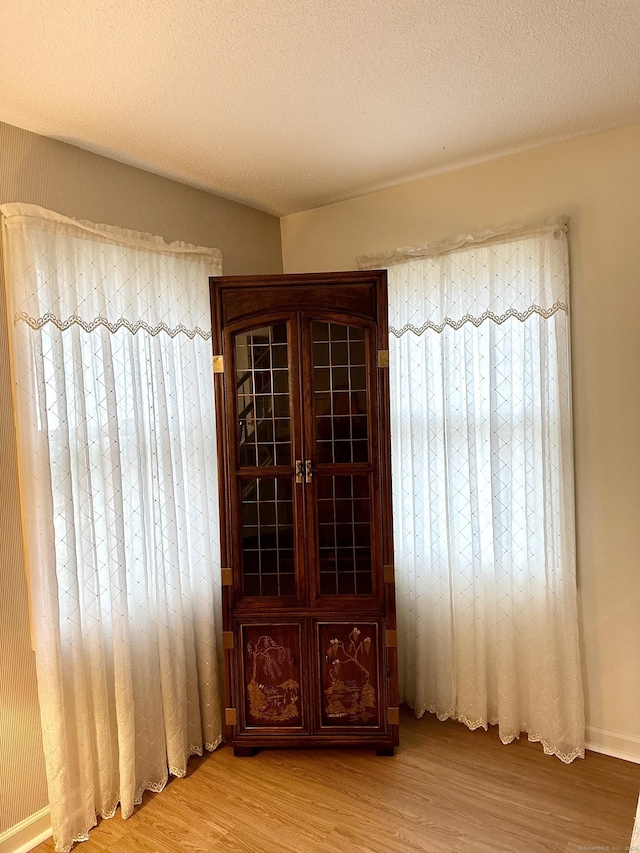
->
[359,219,569,336]
[1,202,221,339]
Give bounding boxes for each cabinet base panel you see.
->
[233,745,259,757]
[230,735,398,755]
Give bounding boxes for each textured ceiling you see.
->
[1,0,639,216]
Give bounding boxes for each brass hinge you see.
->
[213,355,224,373]
[388,707,400,726]
[378,349,389,368]
[222,631,234,650]
[221,568,233,586]
[225,708,237,726]
[386,629,398,648]
[384,564,395,583]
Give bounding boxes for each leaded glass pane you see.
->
[317,474,372,595]
[235,324,290,466]
[312,322,369,464]
[241,477,296,597]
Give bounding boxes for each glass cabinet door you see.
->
[309,320,378,599]
[231,321,302,602]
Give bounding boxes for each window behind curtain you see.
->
[360,222,584,762]
[1,203,225,851]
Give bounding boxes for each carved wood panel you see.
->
[318,622,381,728]
[240,623,305,729]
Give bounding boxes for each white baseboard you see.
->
[586,725,640,764]
[0,807,52,853]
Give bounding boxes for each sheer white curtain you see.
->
[360,221,585,762]
[1,204,224,852]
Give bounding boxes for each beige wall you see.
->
[281,124,640,757]
[0,121,282,835]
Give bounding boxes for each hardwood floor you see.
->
[34,708,640,853]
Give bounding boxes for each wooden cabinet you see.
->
[210,271,398,754]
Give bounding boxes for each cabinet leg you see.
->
[233,745,258,757]
[376,746,395,757]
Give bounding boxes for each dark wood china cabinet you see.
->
[209,271,398,755]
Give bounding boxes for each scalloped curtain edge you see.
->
[52,735,224,853]
[410,703,584,764]
[389,302,569,336]
[15,310,214,340]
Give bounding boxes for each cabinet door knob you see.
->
[295,460,303,484]
[305,459,313,483]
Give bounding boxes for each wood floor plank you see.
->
[33,708,640,852]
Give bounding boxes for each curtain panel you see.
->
[1,204,224,852]
[360,221,585,762]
